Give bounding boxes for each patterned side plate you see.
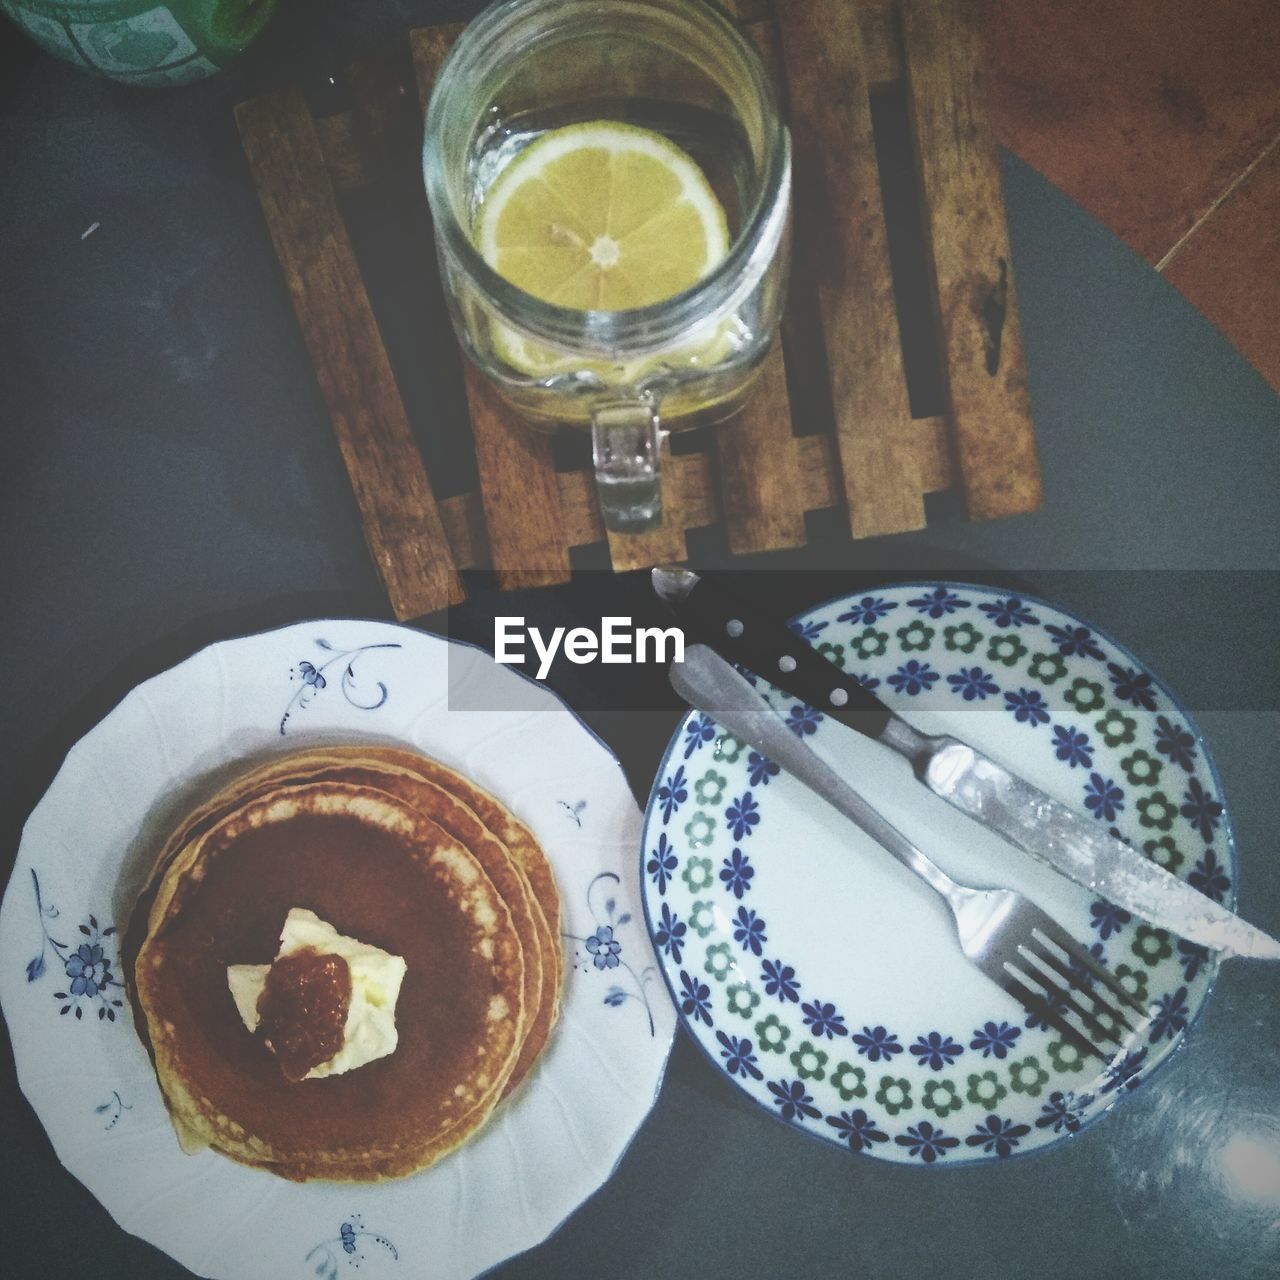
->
[641,583,1233,1165]
[0,621,674,1279]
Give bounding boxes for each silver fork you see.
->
[671,646,1151,1061]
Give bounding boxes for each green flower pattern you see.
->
[987,633,1028,667]
[831,1062,867,1101]
[1095,708,1137,748]
[923,1079,963,1117]
[704,942,733,982]
[790,1040,829,1081]
[681,854,713,892]
[874,1076,912,1117]
[755,1014,790,1054]
[688,900,717,939]
[816,641,846,669]
[966,1070,1008,1106]
[646,584,1227,1164]
[944,622,983,653]
[1008,1055,1050,1098]
[1026,651,1068,685]
[693,769,728,807]
[851,627,889,660]
[897,620,935,652]
[1136,791,1177,832]
[1120,749,1162,788]
[1143,835,1183,874]
[1064,677,1105,713]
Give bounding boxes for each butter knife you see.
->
[655,567,1280,960]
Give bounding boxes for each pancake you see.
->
[127,745,562,1096]
[133,782,527,1181]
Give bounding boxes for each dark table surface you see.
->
[3,2,1279,1278]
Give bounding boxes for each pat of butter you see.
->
[227,908,407,1080]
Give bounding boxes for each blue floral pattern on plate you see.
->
[641,582,1233,1164]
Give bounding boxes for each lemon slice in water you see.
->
[474,122,736,383]
[476,121,730,310]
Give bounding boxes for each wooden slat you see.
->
[693,19,807,557]
[857,0,903,88]
[235,90,464,618]
[410,23,465,113]
[912,416,953,492]
[315,113,372,192]
[713,344,807,553]
[462,366,573,588]
[777,0,926,538]
[412,24,573,588]
[901,0,1042,521]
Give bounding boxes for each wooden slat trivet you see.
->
[235,0,1041,619]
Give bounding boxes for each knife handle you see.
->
[677,574,893,739]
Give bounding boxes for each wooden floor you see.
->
[979,0,1280,390]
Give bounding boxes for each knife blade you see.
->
[655,566,1280,960]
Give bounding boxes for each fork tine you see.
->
[999,966,1107,1062]
[1016,943,1131,1044]
[1021,937,1137,1035]
[1030,920,1152,1020]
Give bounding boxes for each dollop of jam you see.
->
[256,947,352,1083]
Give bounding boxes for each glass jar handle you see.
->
[591,399,663,533]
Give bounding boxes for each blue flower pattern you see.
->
[725,793,761,841]
[647,833,677,894]
[653,903,686,963]
[947,667,999,701]
[801,1000,848,1040]
[896,1121,961,1162]
[837,596,897,624]
[1005,687,1051,725]
[966,1115,1031,1157]
[979,597,1038,628]
[1052,724,1093,769]
[827,1108,889,1152]
[1084,773,1124,822]
[717,1031,763,1079]
[761,958,800,1003]
[852,1025,902,1062]
[657,766,688,823]
[720,848,755,898]
[683,714,715,759]
[1088,899,1132,940]
[909,1031,964,1070]
[733,907,766,956]
[908,586,969,618]
[887,660,939,696]
[747,751,780,787]
[969,1021,1021,1059]
[1045,624,1104,660]
[785,704,823,736]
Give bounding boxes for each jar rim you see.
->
[422,0,791,355]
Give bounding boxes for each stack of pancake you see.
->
[127,745,561,1182]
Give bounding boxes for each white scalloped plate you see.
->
[0,620,673,1280]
